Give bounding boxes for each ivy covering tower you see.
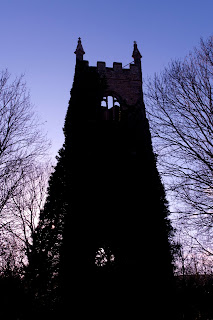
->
[29,38,175,319]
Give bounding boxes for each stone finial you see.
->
[132,41,142,63]
[74,37,85,61]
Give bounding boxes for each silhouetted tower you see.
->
[61,38,174,318]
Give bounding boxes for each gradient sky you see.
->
[1,0,213,159]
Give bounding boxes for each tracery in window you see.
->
[95,247,115,267]
[101,96,121,121]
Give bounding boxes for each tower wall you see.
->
[31,39,175,320]
[96,61,143,108]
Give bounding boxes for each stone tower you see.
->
[60,38,174,318]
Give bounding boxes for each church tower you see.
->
[61,38,174,318]
[30,38,174,320]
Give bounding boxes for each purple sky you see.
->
[1,0,212,159]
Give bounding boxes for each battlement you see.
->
[74,39,143,107]
[113,62,122,71]
[97,61,106,71]
[96,61,139,75]
[97,61,124,71]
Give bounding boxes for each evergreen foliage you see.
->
[29,59,175,319]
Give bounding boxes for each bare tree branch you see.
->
[0,69,51,269]
[145,36,213,264]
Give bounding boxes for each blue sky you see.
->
[1,0,213,159]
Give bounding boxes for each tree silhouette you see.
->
[29,42,175,319]
[146,35,213,263]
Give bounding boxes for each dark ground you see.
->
[1,273,213,319]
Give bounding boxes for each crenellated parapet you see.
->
[74,38,144,109]
[96,59,142,107]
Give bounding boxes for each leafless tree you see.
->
[145,36,213,260]
[1,163,52,268]
[0,69,51,269]
[0,69,50,213]
[174,224,213,276]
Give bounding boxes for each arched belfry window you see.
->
[101,96,121,121]
[95,247,115,267]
